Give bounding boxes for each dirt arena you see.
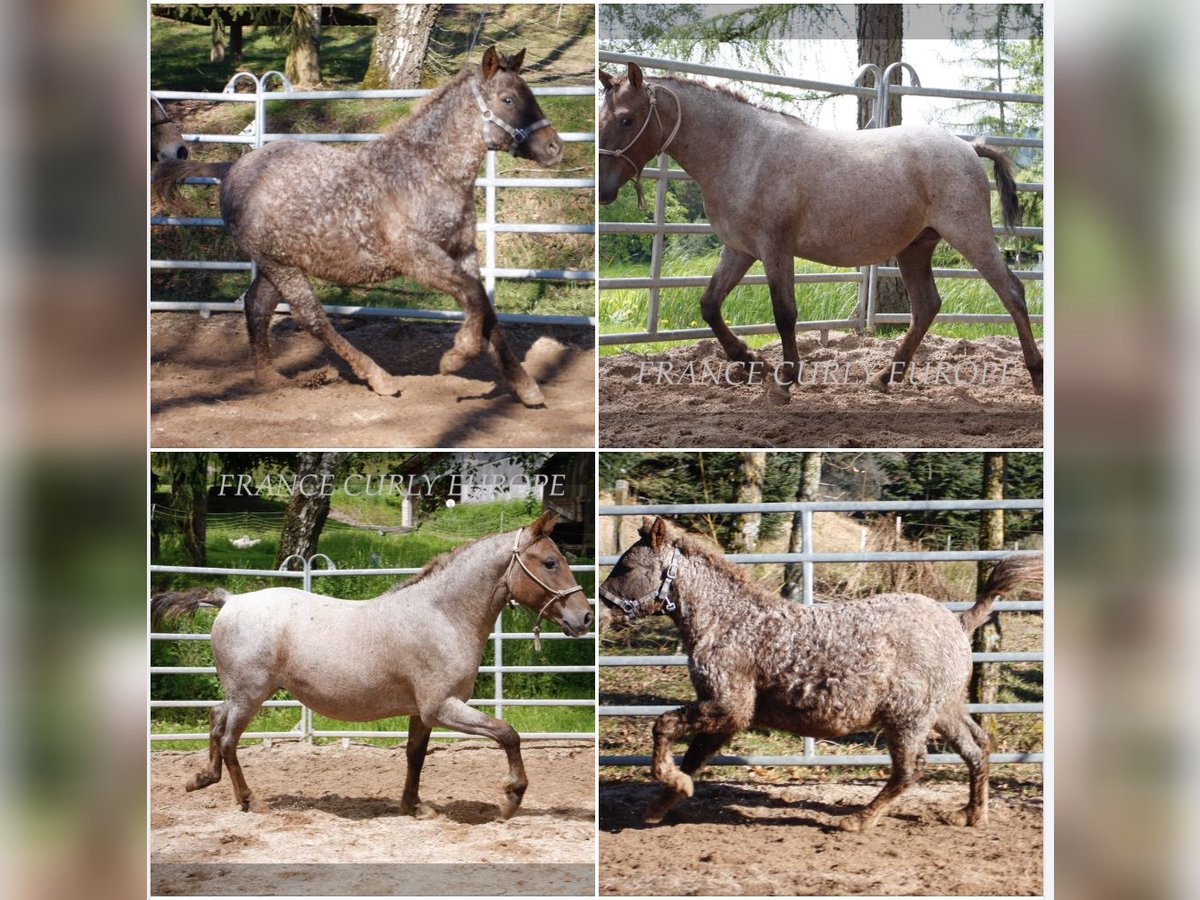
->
[599,333,1043,448]
[600,778,1042,896]
[150,312,595,448]
[150,740,595,896]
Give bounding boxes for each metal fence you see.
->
[597,51,1044,346]
[598,498,1045,767]
[151,71,596,327]
[150,553,597,743]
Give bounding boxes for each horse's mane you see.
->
[668,526,788,609]
[386,536,480,594]
[654,75,808,124]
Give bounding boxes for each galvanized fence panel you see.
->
[151,73,596,326]
[597,51,1044,346]
[150,556,597,743]
[598,498,1044,767]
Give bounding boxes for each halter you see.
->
[470,79,552,154]
[598,546,682,619]
[505,527,585,651]
[151,96,173,127]
[599,82,682,210]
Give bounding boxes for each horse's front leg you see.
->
[431,697,528,820]
[644,694,753,824]
[760,252,801,406]
[699,246,758,373]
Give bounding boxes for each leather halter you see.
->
[599,82,682,209]
[470,79,552,154]
[505,527,585,651]
[598,546,682,619]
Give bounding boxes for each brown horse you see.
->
[152,511,592,820]
[151,95,188,163]
[600,516,1042,830]
[599,64,1043,404]
[154,48,562,407]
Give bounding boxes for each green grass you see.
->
[599,247,1044,355]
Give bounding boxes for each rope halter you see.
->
[151,96,172,127]
[471,79,552,155]
[598,546,682,619]
[599,82,682,210]
[505,527,585,651]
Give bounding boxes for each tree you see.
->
[971,453,1006,737]
[285,5,322,85]
[161,453,212,566]
[782,452,823,600]
[362,4,443,89]
[731,453,767,552]
[274,452,344,568]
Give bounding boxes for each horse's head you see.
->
[151,96,188,163]
[505,510,592,638]
[475,47,563,166]
[598,64,676,205]
[599,516,682,622]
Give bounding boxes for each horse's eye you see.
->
[543,559,558,571]
[619,116,633,127]
[502,96,514,105]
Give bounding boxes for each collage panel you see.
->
[150,3,597,449]
[149,451,597,896]
[597,451,1045,895]
[596,4,1044,449]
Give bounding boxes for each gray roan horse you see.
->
[153,48,562,407]
[600,517,1042,830]
[598,64,1043,404]
[151,95,189,163]
[151,511,592,819]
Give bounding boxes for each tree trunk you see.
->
[229,21,243,65]
[285,5,322,86]
[856,4,908,317]
[782,453,823,601]
[275,453,343,568]
[361,4,442,89]
[166,453,210,567]
[731,453,767,552]
[971,453,1006,737]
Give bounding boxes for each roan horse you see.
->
[151,510,592,819]
[151,95,189,163]
[598,64,1043,404]
[600,516,1043,830]
[153,48,562,407]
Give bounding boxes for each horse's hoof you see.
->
[868,372,892,392]
[642,788,685,824]
[401,800,435,819]
[439,348,473,375]
[513,379,545,408]
[946,806,987,828]
[757,385,791,407]
[499,794,524,820]
[838,813,869,832]
[255,368,292,391]
[240,797,269,814]
[368,373,404,397]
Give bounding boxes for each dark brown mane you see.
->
[388,538,478,593]
[399,66,475,131]
[668,526,786,607]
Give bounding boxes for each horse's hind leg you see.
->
[759,251,801,405]
[260,263,405,397]
[940,224,1043,393]
[699,246,758,370]
[431,697,527,820]
[399,716,433,816]
[934,709,991,826]
[244,273,289,389]
[217,699,268,812]
[185,702,227,792]
[839,724,926,831]
[872,228,942,390]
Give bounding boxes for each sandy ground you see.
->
[150,312,595,448]
[599,779,1042,896]
[150,740,595,896]
[599,333,1043,448]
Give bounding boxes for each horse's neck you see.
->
[656,80,771,188]
[371,75,486,187]
[672,552,751,646]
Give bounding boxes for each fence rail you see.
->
[598,497,1045,768]
[150,556,597,744]
[597,51,1044,345]
[151,73,596,326]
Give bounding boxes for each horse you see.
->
[600,516,1042,830]
[598,64,1043,405]
[153,48,563,408]
[151,95,189,163]
[151,510,592,820]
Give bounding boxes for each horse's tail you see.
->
[151,160,233,214]
[960,556,1043,635]
[973,139,1021,233]
[151,587,227,630]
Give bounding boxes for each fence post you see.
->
[613,479,630,553]
[485,150,498,303]
[494,610,505,722]
[646,153,670,335]
[801,505,815,763]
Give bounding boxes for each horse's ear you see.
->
[599,70,615,91]
[508,48,526,72]
[628,62,644,90]
[482,46,500,81]
[529,509,560,540]
[638,515,667,548]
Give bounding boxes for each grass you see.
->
[598,246,1044,356]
